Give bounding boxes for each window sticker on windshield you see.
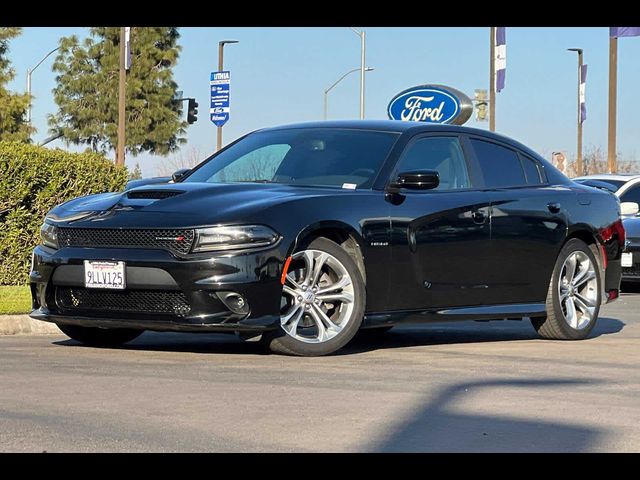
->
[342,183,357,190]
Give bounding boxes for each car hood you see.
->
[47,182,351,228]
[623,216,640,240]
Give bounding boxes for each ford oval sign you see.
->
[387,84,473,125]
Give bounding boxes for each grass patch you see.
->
[0,286,32,315]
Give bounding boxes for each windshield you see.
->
[184,128,400,188]
[576,178,626,192]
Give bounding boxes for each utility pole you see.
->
[116,27,126,167]
[489,27,496,132]
[607,36,618,173]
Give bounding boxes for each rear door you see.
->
[467,137,568,304]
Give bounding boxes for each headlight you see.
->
[192,225,280,252]
[40,222,58,249]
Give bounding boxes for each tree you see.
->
[565,146,639,177]
[0,27,33,142]
[156,145,204,176]
[49,27,187,157]
[128,162,143,180]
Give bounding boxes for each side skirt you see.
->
[362,302,547,328]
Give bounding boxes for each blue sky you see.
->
[7,27,640,176]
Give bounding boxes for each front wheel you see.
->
[58,324,143,347]
[263,237,366,356]
[531,238,601,340]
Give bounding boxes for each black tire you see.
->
[263,237,366,356]
[58,324,143,347]
[531,238,601,340]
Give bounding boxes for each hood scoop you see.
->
[127,189,185,200]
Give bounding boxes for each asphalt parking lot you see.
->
[1,289,639,452]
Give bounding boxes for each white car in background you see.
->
[574,174,640,282]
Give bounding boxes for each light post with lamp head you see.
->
[324,67,374,120]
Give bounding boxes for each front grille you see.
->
[127,190,184,199]
[57,228,195,255]
[55,287,191,316]
[622,265,640,277]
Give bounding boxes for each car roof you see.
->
[259,120,517,139]
[574,173,640,182]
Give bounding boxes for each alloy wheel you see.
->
[280,249,355,343]
[558,251,598,330]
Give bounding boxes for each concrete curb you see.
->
[0,314,62,335]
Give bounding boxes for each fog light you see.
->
[216,291,250,315]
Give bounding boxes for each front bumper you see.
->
[621,243,640,282]
[29,244,284,332]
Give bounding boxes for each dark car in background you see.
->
[575,174,640,282]
[30,121,623,356]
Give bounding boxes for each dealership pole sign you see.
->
[387,84,473,125]
[210,71,230,127]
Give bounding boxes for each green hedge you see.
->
[0,142,128,285]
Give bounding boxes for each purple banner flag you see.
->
[580,64,587,123]
[610,27,640,37]
[494,27,506,92]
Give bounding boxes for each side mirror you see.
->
[389,170,440,191]
[171,168,191,182]
[621,201,639,216]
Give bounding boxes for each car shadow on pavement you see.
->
[53,316,625,356]
[54,332,268,355]
[341,316,625,355]
[370,378,605,452]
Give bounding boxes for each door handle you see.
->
[472,209,486,224]
[547,202,561,214]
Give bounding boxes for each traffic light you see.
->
[474,89,488,121]
[187,98,198,124]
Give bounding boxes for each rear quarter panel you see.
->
[567,184,622,295]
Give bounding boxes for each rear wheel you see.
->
[263,237,365,356]
[58,324,143,347]
[531,238,601,340]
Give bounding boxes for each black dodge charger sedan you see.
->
[30,121,624,356]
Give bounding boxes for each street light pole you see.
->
[350,28,366,120]
[324,67,374,120]
[568,48,584,175]
[26,46,60,136]
[489,27,496,132]
[217,39,238,152]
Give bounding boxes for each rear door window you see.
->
[520,154,543,185]
[470,139,526,188]
[621,185,640,204]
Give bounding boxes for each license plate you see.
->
[84,261,126,289]
[622,252,633,267]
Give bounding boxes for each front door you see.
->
[387,135,492,310]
